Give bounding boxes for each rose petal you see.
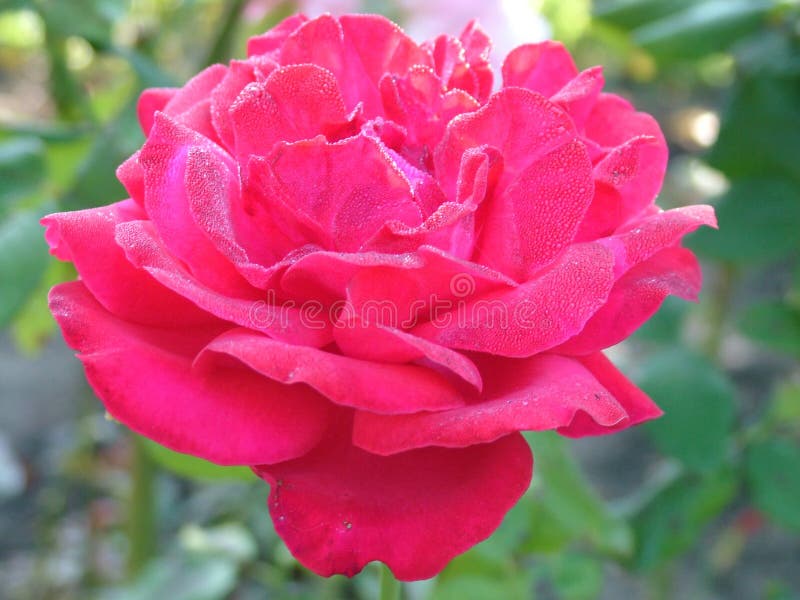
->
[333,318,483,391]
[199,328,466,414]
[599,205,717,277]
[115,220,333,347]
[139,112,251,294]
[254,418,532,580]
[556,247,703,355]
[413,243,615,357]
[50,281,330,465]
[477,138,594,280]
[558,352,663,437]
[230,64,350,161]
[352,354,627,454]
[246,13,310,58]
[501,41,578,96]
[260,134,423,252]
[42,201,211,326]
[137,88,176,135]
[279,14,431,116]
[434,87,575,201]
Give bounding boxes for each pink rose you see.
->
[44,14,715,580]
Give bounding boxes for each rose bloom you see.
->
[44,14,715,580]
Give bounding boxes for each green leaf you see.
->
[632,0,774,62]
[746,439,800,532]
[706,75,800,182]
[0,137,46,210]
[631,468,739,571]
[638,350,736,472]
[593,0,695,31]
[0,208,51,327]
[142,438,255,482]
[688,178,800,264]
[526,432,633,557]
[739,301,800,357]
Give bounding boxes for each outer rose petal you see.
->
[115,220,333,348]
[42,201,212,326]
[332,319,483,391]
[558,352,663,437]
[599,205,717,277]
[139,113,252,294]
[413,243,616,357]
[556,247,703,355]
[50,282,330,465]
[246,13,310,58]
[137,88,176,135]
[199,328,467,414]
[586,93,666,156]
[253,420,532,581]
[352,354,628,455]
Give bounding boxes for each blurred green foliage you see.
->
[1,0,800,598]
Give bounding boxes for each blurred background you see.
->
[1,0,799,598]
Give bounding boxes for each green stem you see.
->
[128,435,157,577]
[702,263,737,359]
[379,564,401,600]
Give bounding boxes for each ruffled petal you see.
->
[230,64,350,161]
[279,14,431,116]
[599,205,717,277]
[333,318,483,391]
[258,134,422,252]
[434,87,575,201]
[253,419,532,580]
[353,353,628,454]
[42,201,212,326]
[115,220,333,347]
[50,282,330,465]
[555,247,703,355]
[476,138,594,280]
[139,112,251,294]
[413,243,615,357]
[200,328,466,414]
[501,41,578,96]
[558,352,663,437]
[246,13,310,58]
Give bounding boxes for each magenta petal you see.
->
[230,64,349,160]
[115,220,333,347]
[434,87,576,201]
[200,328,466,414]
[501,41,578,96]
[556,247,703,355]
[413,243,615,357]
[50,282,329,465]
[261,135,422,251]
[333,319,483,391]
[477,138,594,279]
[586,93,665,154]
[247,13,310,58]
[137,88,176,135]
[279,14,430,116]
[42,201,212,326]
[353,353,627,454]
[551,66,605,128]
[558,352,663,437]
[600,205,717,277]
[254,421,532,580]
[139,112,251,294]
